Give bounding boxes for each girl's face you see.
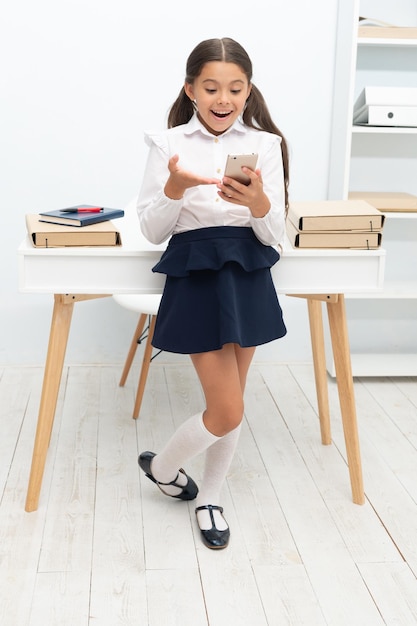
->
[185,61,251,136]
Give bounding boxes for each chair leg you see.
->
[119,313,147,387]
[133,315,157,419]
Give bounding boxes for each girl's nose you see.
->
[217,92,230,104]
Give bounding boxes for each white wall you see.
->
[1,0,340,365]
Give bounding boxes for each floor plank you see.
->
[38,367,100,573]
[1,363,417,625]
[253,564,327,626]
[29,572,91,626]
[89,367,148,625]
[358,562,417,626]
[247,366,384,625]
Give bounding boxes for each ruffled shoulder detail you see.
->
[144,130,167,151]
[152,227,280,277]
[144,122,193,151]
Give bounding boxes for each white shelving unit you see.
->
[327,0,417,376]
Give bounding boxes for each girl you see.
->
[136,37,289,550]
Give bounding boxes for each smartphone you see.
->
[224,153,258,185]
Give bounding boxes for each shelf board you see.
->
[358,37,417,47]
[381,212,417,219]
[327,353,417,377]
[352,125,417,134]
[346,282,417,299]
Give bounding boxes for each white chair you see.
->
[113,294,161,418]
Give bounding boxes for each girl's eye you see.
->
[204,88,242,95]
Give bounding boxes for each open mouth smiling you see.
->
[211,110,232,119]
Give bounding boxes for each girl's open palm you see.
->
[167,154,221,193]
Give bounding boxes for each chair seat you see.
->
[113,294,161,315]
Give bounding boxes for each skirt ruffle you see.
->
[151,226,286,354]
[152,226,280,277]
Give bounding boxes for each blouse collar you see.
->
[184,113,247,138]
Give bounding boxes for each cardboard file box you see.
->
[286,220,382,249]
[26,214,122,248]
[287,200,385,232]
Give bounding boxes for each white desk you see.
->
[18,215,385,511]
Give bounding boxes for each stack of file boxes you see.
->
[286,200,385,249]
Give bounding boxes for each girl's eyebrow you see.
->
[202,78,245,85]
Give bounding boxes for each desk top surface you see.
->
[18,212,386,295]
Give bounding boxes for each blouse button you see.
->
[216,168,221,174]
[214,138,219,143]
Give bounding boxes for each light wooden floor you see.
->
[1,362,417,625]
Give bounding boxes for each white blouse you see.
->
[136,114,286,247]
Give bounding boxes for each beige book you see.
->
[286,219,382,249]
[26,214,122,248]
[288,200,384,232]
[348,192,417,212]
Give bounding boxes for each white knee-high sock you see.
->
[196,423,242,531]
[151,412,220,484]
[196,423,241,507]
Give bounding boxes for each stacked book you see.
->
[286,200,385,249]
[26,204,124,248]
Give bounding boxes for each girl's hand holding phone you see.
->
[218,167,271,219]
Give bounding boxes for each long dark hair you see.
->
[168,37,289,213]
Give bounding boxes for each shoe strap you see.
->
[195,505,225,530]
[157,469,183,486]
[195,504,223,513]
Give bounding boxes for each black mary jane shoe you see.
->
[138,451,198,501]
[195,505,230,550]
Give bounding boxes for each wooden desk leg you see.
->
[25,294,74,512]
[25,293,109,512]
[326,294,365,505]
[307,299,331,445]
[288,294,333,445]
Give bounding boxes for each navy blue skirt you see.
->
[151,226,286,354]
